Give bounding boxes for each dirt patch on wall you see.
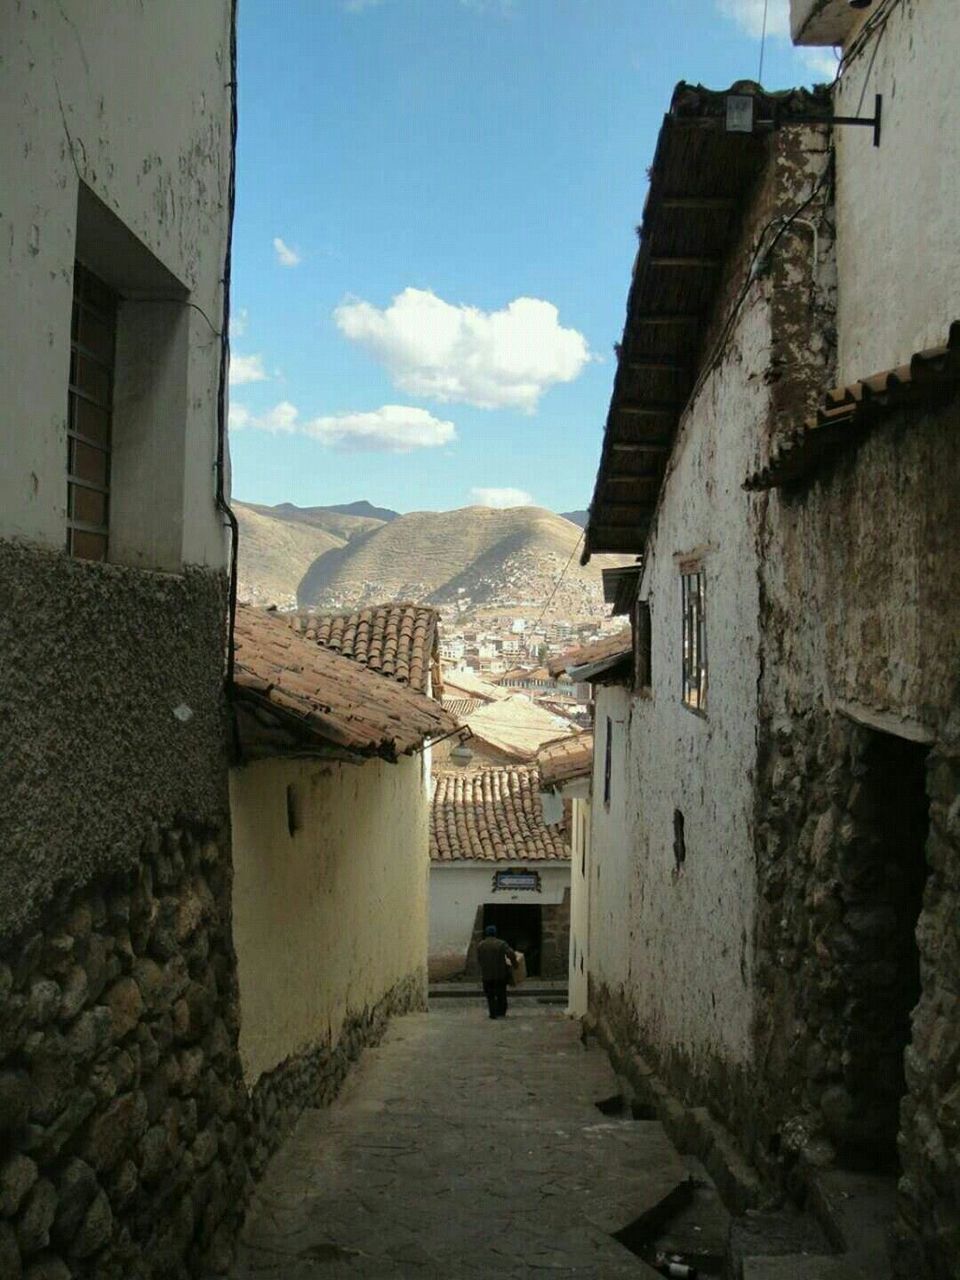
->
[0,540,230,943]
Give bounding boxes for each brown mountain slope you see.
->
[243,501,386,542]
[297,506,632,618]
[234,502,344,607]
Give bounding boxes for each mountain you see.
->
[243,501,387,542]
[560,510,588,528]
[234,502,344,607]
[296,505,630,618]
[320,500,400,523]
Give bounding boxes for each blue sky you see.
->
[229,0,834,514]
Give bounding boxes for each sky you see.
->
[229,0,836,515]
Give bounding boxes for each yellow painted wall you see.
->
[229,752,429,1085]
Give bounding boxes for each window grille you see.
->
[681,567,707,710]
[67,263,117,560]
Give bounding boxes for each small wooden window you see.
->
[67,263,117,561]
[681,567,707,710]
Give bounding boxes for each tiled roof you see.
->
[442,696,481,720]
[538,733,594,789]
[292,603,439,694]
[548,629,632,677]
[745,322,960,490]
[233,605,458,762]
[582,81,831,562]
[462,695,580,762]
[441,669,512,703]
[431,767,570,863]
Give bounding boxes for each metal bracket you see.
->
[727,93,883,148]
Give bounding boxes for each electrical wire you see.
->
[528,530,585,641]
[758,0,770,85]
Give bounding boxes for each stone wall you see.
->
[755,397,960,1276]
[247,973,425,1178]
[0,821,248,1280]
[540,892,571,981]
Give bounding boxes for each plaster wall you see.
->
[0,0,232,567]
[831,0,960,382]
[590,304,766,1089]
[429,862,571,975]
[230,754,429,1087]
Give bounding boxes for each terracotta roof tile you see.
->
[548,629,632,677]
[745,321,960,490]
[233,605,457,761]
[292,603,439,694]
[430,767,570,863]
[538,733,594,788]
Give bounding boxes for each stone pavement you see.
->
[228,1000,700,1278]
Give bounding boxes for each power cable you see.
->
[528,530,585,642]
[758,0,770,85]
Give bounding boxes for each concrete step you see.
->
[429,983,569,999]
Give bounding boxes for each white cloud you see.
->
[714,1,839,81]
[471,487,534,509]
[715,0,790,39]
[273,237,302,268]
[229,353,268,386]
[229,400,456,452]
[231,307,248,337]
[334,287,591,413]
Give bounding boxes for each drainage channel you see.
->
[595,1094,727,1279]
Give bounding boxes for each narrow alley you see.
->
[230,1003,722,1279]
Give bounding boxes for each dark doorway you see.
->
[483,903,543,976]
[839,729,929,1171]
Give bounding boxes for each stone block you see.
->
[0,1069,31,1132]
[0,1154,39,1217]
[104,978,143,1042]
[51,1159,99,1250]
[68,1189,112,1260]
[23,1254,70,1280]
[0,1220,21,1280]
[83,1092,148,1173]
[16,1178,57,1256]
[26,981,61,1026]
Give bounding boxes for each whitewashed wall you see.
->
[230,755,429,1086]
[429,861,570,975]
[567,796,592,1017]
[815,0,959,381]
[1,1,232,566]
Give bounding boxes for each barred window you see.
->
[67,263,117,561]
[681,566,707,710]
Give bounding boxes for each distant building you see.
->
[429,767,571,981]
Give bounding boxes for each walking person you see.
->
[477,924,517,1020]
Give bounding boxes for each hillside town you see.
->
[3,3,959,1280]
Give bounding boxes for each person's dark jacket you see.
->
[477,936,518,981]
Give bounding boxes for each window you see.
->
[67,263,117,561]
[634,598,652,691]
[681,566,707,710]
[603,716,613,807]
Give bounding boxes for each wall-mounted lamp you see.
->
[725,92,883,148]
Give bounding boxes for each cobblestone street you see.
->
[229,1002,698,1278]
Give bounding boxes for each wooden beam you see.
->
[615,403,682,417]
[649,256,721,268]
[610,441,671,454]
[625,358,690,373]
[631,313,700,325]
[588,529,649,552]
[661,197,737,211]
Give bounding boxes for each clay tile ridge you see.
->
[292,602,439,695]
[233,604,457,761]
[429,765,570,863]
[745,320,960,491]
